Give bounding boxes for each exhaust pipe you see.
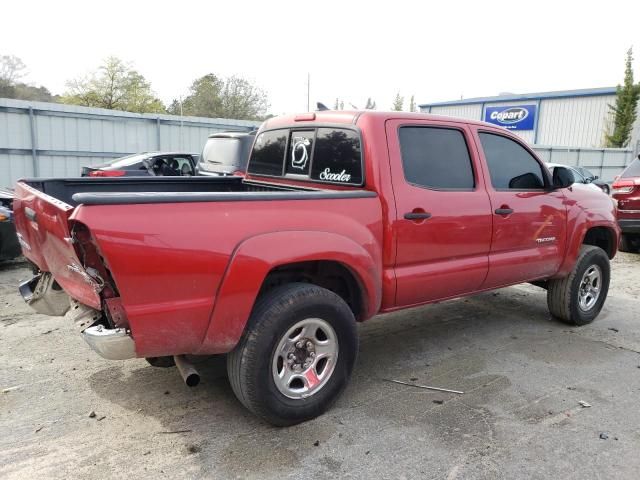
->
[174,355,200,387]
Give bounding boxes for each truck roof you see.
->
[262,110,498,130]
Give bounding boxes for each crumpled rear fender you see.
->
[196,230,381,354]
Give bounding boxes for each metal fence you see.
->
[532,146,633,182]
[0,98,634,188]
[0,98,260,188]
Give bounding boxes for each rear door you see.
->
[386,119,493,307]
[473,129,567,287]
[12,182,102,309]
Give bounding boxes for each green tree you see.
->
[605,48,640,148]
[172,74,224,117]
[218,76,269,119]
[392,92,404,111]
[62,57,165,113]
[365,97,376,109]
[409,95,417,112]
[174,74,268,120]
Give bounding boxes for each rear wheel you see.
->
[227,283,357,426]
[547,245,610,325]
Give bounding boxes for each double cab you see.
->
[13,110,619,425]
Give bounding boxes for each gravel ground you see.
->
[1,253,639,479]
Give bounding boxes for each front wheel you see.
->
[227,283,358,426]
[547,245,610,325]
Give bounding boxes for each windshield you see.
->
[200,138,242,171]
[621,158,640,178]
[105,153,149,168]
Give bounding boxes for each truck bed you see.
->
[21,176,373,207]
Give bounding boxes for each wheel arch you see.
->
[582,226,617,259]
[196,231,382,354]
[556,222,619,278]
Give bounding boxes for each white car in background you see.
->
[545,163,609,194]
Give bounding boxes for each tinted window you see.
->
[311,128,362,184]
[621,158,640,178]
[479,133,545,189]
[398,127,474,189]
[248,130,287,176]
[286,130,314,176]
[201,138,242,170]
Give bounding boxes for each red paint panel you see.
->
[483,190,567,286]
[384,119,492,307]
[73,196,383,357]
[12,182,101,309]
[197,230,382,354]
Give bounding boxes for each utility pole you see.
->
[307,73,310,111]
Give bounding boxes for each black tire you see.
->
[619,234,640,253]
[547,245,610,325]
[227,283,358,426]
[145,356,176,368]
[602,184,610,195]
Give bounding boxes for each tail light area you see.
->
[88,170,126,177]
[612,178,640,194]
[69,220,127,329]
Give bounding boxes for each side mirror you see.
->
[552,166,574,189]
[594,175,599,180]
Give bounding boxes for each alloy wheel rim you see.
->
[272,318,338,399]
[578,264,602,311]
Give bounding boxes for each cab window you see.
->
[479,133,545,190]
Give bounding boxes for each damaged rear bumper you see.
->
[81,324,136,360]
[19,272,70,316]
[20,273,136,360]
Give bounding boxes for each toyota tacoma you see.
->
[12,110,620,425]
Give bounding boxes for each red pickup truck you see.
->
[613,154,640,253]
[13,111,619,426]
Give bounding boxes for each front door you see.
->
[473,130,567,287]
[386,119,493,307]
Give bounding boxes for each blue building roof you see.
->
[419,87,617,108]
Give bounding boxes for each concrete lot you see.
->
[1,254,639,479]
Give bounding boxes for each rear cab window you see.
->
[247,127,363,186]
[398,126,475,190]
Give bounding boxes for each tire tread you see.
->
[547,245,609,325]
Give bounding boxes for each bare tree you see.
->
[409,95,417,112]
[0,54,26,86]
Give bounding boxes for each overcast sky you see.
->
[2,0,639,115]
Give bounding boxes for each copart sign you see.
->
[484,105,536,130]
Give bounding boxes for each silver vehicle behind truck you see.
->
[196,131,257,176]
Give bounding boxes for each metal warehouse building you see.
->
[419,87,640,181]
